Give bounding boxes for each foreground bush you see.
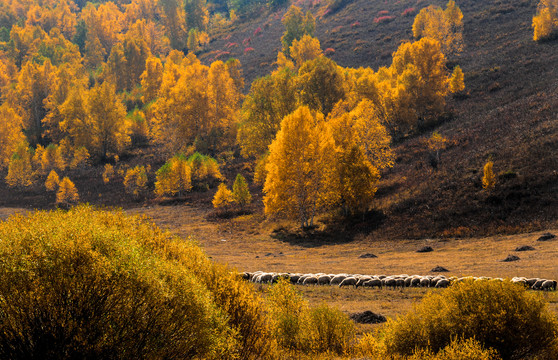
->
[0,206,272,359]
[377,280,558,359]
[266,279,355,356]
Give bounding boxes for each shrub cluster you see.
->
[266,279,356,356]
[359,280,558,360]
[0,206,271,359]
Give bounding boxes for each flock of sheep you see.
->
[242,271,558,291]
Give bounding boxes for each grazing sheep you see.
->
[339,277,358,287]
[525,278,539,287]
[541,280,557,291]
[297,275,310,285]
[383,278,397,289]
[289,274,301,284]
[363,279,382,289]
[258,273,273,283]
[317,275,332,285]
[410,277,421,287]
[435,279,450,288]
[419,277,431,287]
[532,279,546,290]
[356,276,372,287]
[303,276,319,285]
[330,275,347,285]
[395,278,405,288]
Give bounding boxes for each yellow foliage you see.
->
[0,104,25,170]
[6,141,35,188]
[154,155,192,197]
[289,34,322,68]
[482,160,496,190]
[237,68,297,158]
[449,65,465,93]
[533,0,558,41]
[87,81,130,158]
[141,56,164,104]
[152,55,241,154]
[0,206,272,358]
[212,183,234,209]
[45,169,59,191]
[264,106,336,228]
[70,147,90,169]
[412,0,463,56]
[56,176,79,206]
[123,165,148,198]
[102,163,114,184]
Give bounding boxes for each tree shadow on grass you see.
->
[270,209,386,248]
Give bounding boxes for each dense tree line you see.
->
[0,0,465,224]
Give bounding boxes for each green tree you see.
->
[281,5,315,56]
[237,69,297,158]
[232,173,251,207]
[297,56,346,116]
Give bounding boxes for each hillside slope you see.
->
[201,0,558,238]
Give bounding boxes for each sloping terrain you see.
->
[1,0,556,240]
[201,0,558,239]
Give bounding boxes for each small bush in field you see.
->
[267,279,355,355]
[307,303,355,354]
[213,183,234,209]
[267,279,308,350]
[0,206,273,359]
[379,280,558,359]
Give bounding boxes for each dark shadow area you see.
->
[270,210,386,248]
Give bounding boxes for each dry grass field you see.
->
[124,204,558,322]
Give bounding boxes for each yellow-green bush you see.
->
[379,280,558,359]
[0,206,272,359]
[266,279,355,356]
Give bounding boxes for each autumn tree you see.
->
[106,36,151,91]
[264,106,336,228]
[237,68,297,158]
[141,56,164,104]
[412,0,463,56]
[70,147,90,170]
[154,154,192,197]
[297,56,346,116]
[449,65,465,93]
[289,34,322,68]
[0,104,25,169]
[390,37,451,130]
[212,183,234,209]
[7,59,54,145]
[327,100,393,215]
[5,141,35,188]
[482,160,496,190]
[102,163,114,184]
[188,152,223,189]
[124,165,148,198]
[281,5,315,56]
[45,169,60,191]
[151,55,241,155]
[533,0,558,41]
[87,81,130,159]
[159,0,188,50]
[427,131,448,168]
[56,177,79,207]
[233,173,251,208]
